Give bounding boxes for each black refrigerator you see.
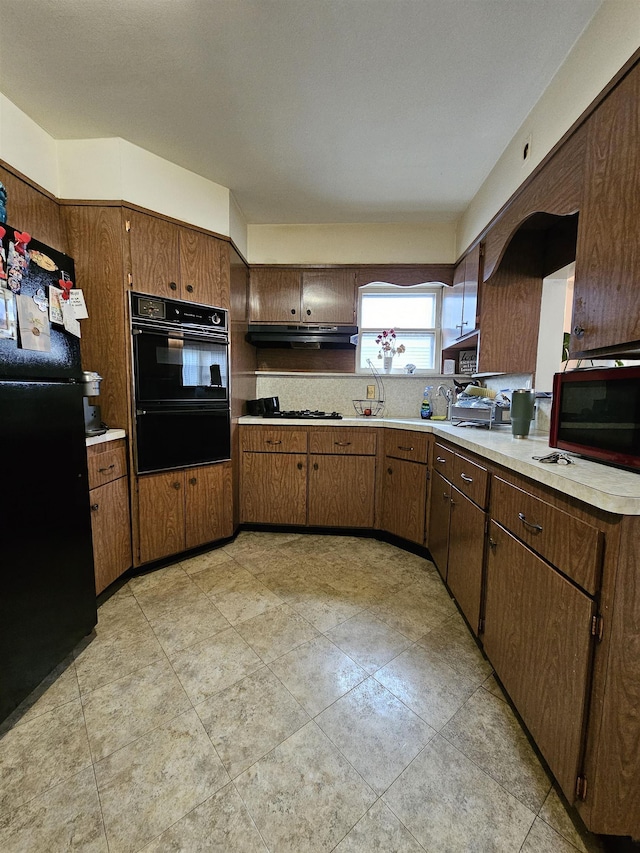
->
[0,223,97,724]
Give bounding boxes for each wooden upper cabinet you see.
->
[301,270,355,324]
[477,230,542,375]
[573,64,640,355]
[179,228,229,308]
[249,268,355,325]
[442,244,482,350]
[128,210,181,298]
[0,166,67,252]
[250,268,301,322]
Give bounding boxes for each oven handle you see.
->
[136,407,229,416]
[132,325,228,344]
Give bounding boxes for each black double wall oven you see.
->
[130,293,231,473]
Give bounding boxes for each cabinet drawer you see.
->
[433,442,455,478]
[384,429,428,463]
[453,452,489,509]
[309,429,376,455]
[87,441,127,490]
[241,428,308,453]
[491,476,602,595]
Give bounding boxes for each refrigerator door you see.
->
[0,227,82,381]
[0,381,97,722]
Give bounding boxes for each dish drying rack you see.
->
[353,359,385,417]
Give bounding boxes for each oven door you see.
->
[135,406,230,474]
[133,327,228,404]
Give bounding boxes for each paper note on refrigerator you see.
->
[16,293,51,351]
[62,299,81,337]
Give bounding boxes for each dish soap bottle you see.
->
[420,386,433,419]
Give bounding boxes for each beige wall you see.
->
[247,222,457,265]
[0,94,59,194]
[457,0,640,256]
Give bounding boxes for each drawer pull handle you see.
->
[518,512,543,532]
[297,462,304,470]
[173,481,181,490]
[436,456,447,463]
[266,440,282,445]
[313,462,318,470]
[460,473,473,483]
[98,464,115,473]
[90,503,99,512]
[398,445,414,452]
[335,441,351,447]
[189,477,197,485]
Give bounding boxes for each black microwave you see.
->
[550,366,640,471]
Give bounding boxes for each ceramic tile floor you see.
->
[0,532,607,853]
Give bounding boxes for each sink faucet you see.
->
[437,385,454,420]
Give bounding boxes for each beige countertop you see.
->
[238,415,640,515]
[86,428,126,448]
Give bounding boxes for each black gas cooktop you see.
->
[264,409,343,420]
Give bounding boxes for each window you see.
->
[356,283,442,374]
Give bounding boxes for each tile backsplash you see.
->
[255,370,552,432]
[255,373,457,419]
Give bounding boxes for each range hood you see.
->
[246,324,358,349]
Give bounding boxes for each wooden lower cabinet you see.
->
[483,520,595,801]
[185,463,233,550]
[381,457,427,545]
[308,454,375,527]
[427,469,453,580]
[241,452,307,525]
[90,477,132,595]
[447,486,486,634]
[138,462,232,564]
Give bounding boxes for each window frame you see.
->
[355,282,443,376]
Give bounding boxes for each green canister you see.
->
[511,389,536,438]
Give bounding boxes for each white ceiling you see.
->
[0,0,601,224]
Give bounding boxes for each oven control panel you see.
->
[131,293,228,333]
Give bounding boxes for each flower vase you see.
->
[383,356,393,373]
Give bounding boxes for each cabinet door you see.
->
[249,268,301,322]
[461,242,481,333]
[185,462,233,550]
[428,470,452,581]
[129,210,181,298]
[90,478,132,595]
[483,521,595,801]
[301,270,355,324]
[241,453,307,525]
[447,487,485,634]
[381,458,427,545]
[573,65,640,354]
[309,455,375,528]
[180,228,229,308]
[137,471,185,563]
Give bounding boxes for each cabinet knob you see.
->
[186,284,194,293]
[450,498,456,505]
[291,308,296,315]
[90,503,99,512]
[488,537,497,549]
[172,481,181,490]
[313,462,318,470]
[189,477,197,485]
[387,467,393,475]
[518,512,543,532]
[442,492,449,500]
[297,462,304,470]
[306,309,311,316]
[169,281,178,291]
[573,325,585,338]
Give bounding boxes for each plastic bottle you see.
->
[420,386,433,419]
